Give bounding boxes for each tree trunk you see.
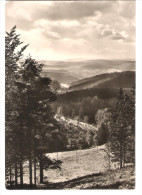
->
[27,89,32,186]
[20,161,23,186]
[123,144,126,168]
[20,160,23,186]
[120,158,123,169]
[96,140,98,152]
[33,127,37,186]
[34,156,36,185]
[29,154,32,186]
[9,164,12,186]
[108,143,111,170]
[15,162,17,185]
[120,144,123,169]
[39,153,43,183]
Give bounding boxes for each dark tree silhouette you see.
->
[109,88,135,169]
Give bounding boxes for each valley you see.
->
[38,61,135,189]
[6,56,136,189]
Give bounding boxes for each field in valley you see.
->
[22,145,107,184]
[44,145,107,183]
[15,145,134,190]
[9,145,134,189]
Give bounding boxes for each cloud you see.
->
[5,1,135,60]
[32,1,116,21]
[117,1,135,19]
[5,1,118,29]
[43,31,61,40]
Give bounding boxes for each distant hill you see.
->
[69,71,135,91]
[39,59,135,85]
[41,71,79,84]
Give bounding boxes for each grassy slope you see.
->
[42,166,135,189]
[19,145,105,185]
[8,145,135,189]
[39,145,134,189]
[44,146,106,183]
[42,145,134,189]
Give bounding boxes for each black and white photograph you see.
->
[1,0,140,191]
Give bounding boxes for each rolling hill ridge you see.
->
[39,59,135,85]
[69,71,135,91]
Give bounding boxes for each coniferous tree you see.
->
[6,26,62,187]
[109,88,135,168]
[5,26,28,186]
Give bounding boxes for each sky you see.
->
[5,1,135,61]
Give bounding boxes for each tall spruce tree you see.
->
[109,88,135,169]
[5,26,28,186]
[5,26,62,187]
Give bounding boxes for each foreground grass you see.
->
[7,166,135,189]
[7,145,135,189]
[44,145,107,183]
[44,165,135,189]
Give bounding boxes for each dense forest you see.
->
[52,88,130,124]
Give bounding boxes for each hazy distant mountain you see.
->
[69,71,135,91]
[42,70,78,84]
[40,59,135,85]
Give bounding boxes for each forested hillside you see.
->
[55,115,97,150]
[52,87,127,124]
[69,71,135,91]
[52,70,135,125]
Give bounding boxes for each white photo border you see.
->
[0,0,142,194]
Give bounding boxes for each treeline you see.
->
[58,88,120,101]
[52,88,131,124]
[52,96,117,124]
[5,26,64,187]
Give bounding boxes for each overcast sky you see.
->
[6,1,135,61]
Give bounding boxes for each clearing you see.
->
[12,145,134,189]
